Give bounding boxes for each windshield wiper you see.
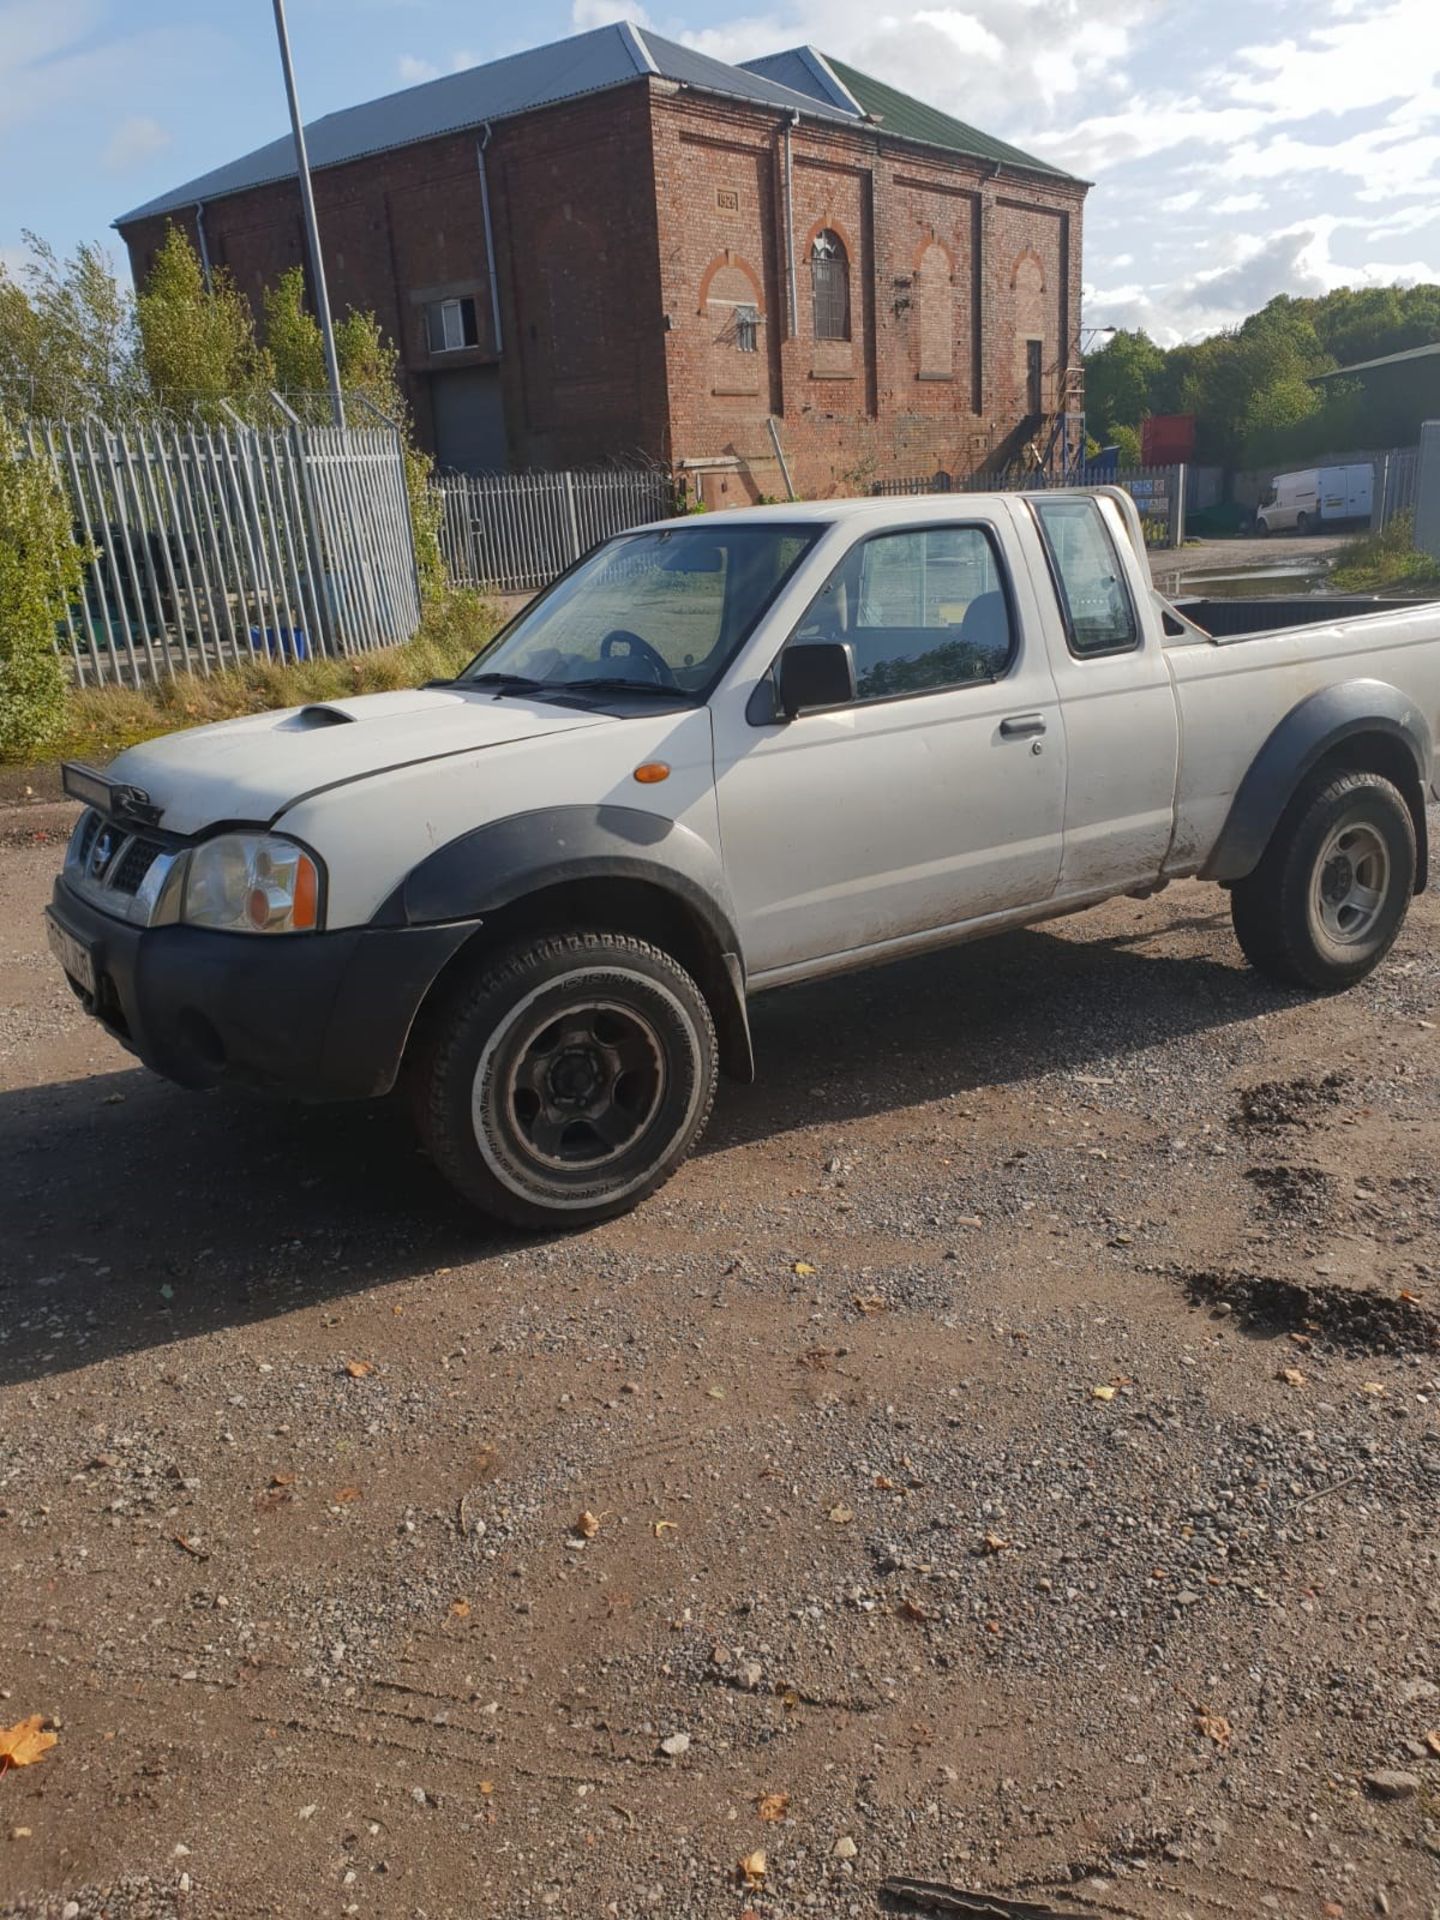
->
[549,678,695,701]
[461,671,547,697]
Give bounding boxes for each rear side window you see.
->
[790,524,1014,703]
[1032,498,1138,657]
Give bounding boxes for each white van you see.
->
[1257,463,1373,534]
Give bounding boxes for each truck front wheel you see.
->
[411,931,718,1229]
[1230,770,1415,990]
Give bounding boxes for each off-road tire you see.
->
[1230,770,1415,991]
[410,931,717,1229]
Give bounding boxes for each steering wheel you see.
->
[599,629,676,686]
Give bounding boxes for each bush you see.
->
[0,413,85,758]
[1330,514,1440,593]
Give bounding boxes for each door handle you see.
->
[1000,713,1046,739]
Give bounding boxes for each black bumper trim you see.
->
[48,880,478,1100]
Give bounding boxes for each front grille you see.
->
[110,834,164,896]
[66,808,181,926]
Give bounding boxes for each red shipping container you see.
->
[1141,413,1197,465]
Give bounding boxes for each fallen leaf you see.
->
[652,1520,678,1537]
[1288,1331,1312,1349]
[344,1361,375,1379]
[172,1533,207,1558]
[1424,1729,1440,1757]
[1196,1711,1232,1745]
[1399,1289,1421,1303]
[738,1849,767,1887]
[793,1261,816,1277]
[335,1486,362,1503]
[852,1294,886,1315]
[479,1779,495,1795]
[575,1510,602,1539]
[873,1474,896,1490]
[1090,1385,1117,1402]
[269,1472,296,1488]
[756,1791,789,1822]
[0,1717,57,1771]
[899,1597,932,1622]
[981,1532,1011,1554]
[1361,1383,1386,1396]
[828,1504,854,1525]
[705,1387,726,1400]
[450,1600,471,1618]
[1278,1367,1306,1388]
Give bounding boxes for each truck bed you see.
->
[1170,594,1422,639]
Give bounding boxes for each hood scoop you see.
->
[286,705,357,729]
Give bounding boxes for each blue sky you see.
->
[2,0,1436,345]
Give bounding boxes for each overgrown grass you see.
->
[1330,514,1440,594]
[26,591,502,770]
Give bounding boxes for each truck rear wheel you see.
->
[411,931,717,1229]
[1230,770,1415,991]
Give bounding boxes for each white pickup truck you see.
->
[48,488,1440,1228]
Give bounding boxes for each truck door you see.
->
[1024,494,1180,897]
[710,514,1066,979]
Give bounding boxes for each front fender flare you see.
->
[376,805,754,1079]
[1203,680,1433,886]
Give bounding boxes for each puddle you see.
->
[1156,562,1333,599]
[1182,1269,1439,1354]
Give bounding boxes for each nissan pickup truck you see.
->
[47,488,1440,1229]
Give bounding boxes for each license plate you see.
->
[46,913,97,996]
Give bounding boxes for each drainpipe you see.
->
[476,125,504,355]
[194,202,213,291]
[782,111,799,339]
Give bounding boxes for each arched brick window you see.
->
[916,241,953,377]
[811,229,850,342]
[1011,253,1046,413]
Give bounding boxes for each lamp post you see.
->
[272,0,345,428]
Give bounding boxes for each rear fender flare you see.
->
[1204,680,1433,887]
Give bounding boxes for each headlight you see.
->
[181,833,321,934]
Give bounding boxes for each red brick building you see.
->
[116,25,1088,501]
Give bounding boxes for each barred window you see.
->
[735,304,759,353]
[811,230,850,342]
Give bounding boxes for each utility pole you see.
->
[272,0,345,427]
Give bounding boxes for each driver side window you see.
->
[789,524,1015,703]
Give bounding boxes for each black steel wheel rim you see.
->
[500,998,666,1171]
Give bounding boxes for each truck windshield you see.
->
[459,522,820,698]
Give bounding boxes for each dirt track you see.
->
[2,809,1439,1920]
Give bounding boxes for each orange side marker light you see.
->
[633,762,670,784]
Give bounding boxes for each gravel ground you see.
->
[1,809,1438,1920]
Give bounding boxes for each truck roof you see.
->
[647,491,1104,530]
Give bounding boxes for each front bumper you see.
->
[48,879,478,1100]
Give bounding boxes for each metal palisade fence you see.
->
[878,464,1190,547]
[436,467,677,594]
[24,419,421,687]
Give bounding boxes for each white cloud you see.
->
[1160,189,1201,214]
[1214,193,1264,214]
[102,115,168,174]
[571,0,653,24]
[397,47,480,83]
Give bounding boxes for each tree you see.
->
[136,226,273,420]
[1083,329,1164,440]
[0,234,140,420]
[0,410,84,757]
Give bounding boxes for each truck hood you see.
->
[105,687,608,835]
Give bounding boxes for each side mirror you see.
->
[777,640,856,718]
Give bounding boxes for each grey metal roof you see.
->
[115,23,854,228]
[737,48,865,118]
[116,22,1071,228]
[1311,340,1440,380]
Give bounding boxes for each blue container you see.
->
[248,626,310,662]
